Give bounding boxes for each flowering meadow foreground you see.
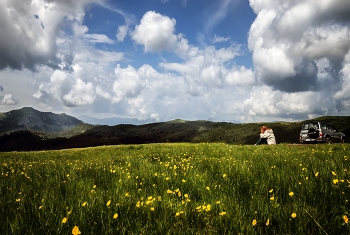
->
[1,143,350,234]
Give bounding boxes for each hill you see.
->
[0,107,83,133]
[0,107,349,151]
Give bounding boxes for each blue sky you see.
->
[1,0,350,123]
[84,0,255,69]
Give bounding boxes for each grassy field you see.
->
[1,143,350,234]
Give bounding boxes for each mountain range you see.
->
[0,107,349,152]
[78,115,157,126]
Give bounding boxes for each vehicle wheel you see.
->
[325,137,331,144]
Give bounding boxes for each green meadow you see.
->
[1,143,350,234]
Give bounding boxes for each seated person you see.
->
[255,126,276,145]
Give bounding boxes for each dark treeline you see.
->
[0,116,349,152]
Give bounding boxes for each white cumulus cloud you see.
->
[1,94,17,105]
[248,0,350,93]
[131,11,179,52]
[63,78,95,107]
[0,0,104,70]
[112,65,145,103]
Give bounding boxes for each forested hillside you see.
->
[0,115,349,151]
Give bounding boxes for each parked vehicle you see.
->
[299,122,346,144]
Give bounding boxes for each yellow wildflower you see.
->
[222,174,227,178]
[184,194,189,198]
[167,189,173,194]
[289,192,294,197]
[113,213,118,219]
[291,213,297,218]
[252,219,257,226]
[206,186,210,191]
[72,226,81,235]
[219,211,226,216]
[216,201,221,204]
[333,179,339,184]
[332,171,337,176]
[62,217,68,223]
[182,179,186,182]
[205,204,211,212]
[136,201,141,208]
[343,215,348,224]
[269,189,273,193]
[106,200,111,206]
[82,202,87,207]
[266,219,270,226]
[150,207,154,211]
[270,196,274,201]
[315,172,319,177]
[145,200,152,205]
[39,205,43,210]
[16,199,20,202]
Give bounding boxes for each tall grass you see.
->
[1,143,349,234]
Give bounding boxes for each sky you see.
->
[1,0,350,123]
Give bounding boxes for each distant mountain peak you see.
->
[0,107,83,134]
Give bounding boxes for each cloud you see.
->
[241,85,336,120]
[211,34,231,43]
[203,0,237,34]
[84,34,115,44]
[334,54,350,111]
[5,0,349,122]
[95,86,112,100]
[1,94,17,105]
[160,0,187,6]
[112,65,145,103]
[62,78,96,107]
[131,11,179,52]
[73,47,124,68]
[160,44,242,92]
[225,66,255,86]
[0,0,104,71]
[116,25,129,42]
[181,0,188,7]
[248,0,350,93]
[33,65,97,107]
